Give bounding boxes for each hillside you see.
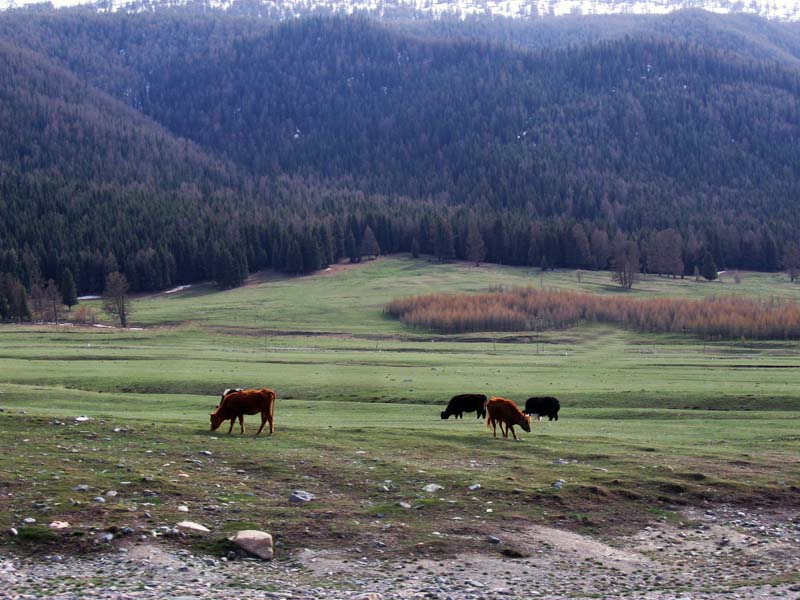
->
[1,13,800,296]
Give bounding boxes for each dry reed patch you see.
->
[386,288,800,339]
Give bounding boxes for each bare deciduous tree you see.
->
[611,240,640,289]
[784,242,800,283]
[103,271,131,327]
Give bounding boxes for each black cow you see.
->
[523,396,560,421]
[441,394,488,419]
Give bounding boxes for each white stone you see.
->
[48,521,70,530]
[422,484,443,493]
[176,521,210,533]
[177,505,189,512]
[228,530,273,560]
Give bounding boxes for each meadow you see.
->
[0,257,798,560]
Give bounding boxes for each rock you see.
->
[228,530,274,560]
[73,484,90,492]
[176,521,210,533]
[22,518,36,525]
[99,533,114,543]
[48,521,70,530]
[397,502,412,509]
[486,535,501,544]
[178,505,189,512]
[93,496,106,503]
[142,490,158,497]
[468,483,482,491]
[289,490,315,504]
[74,416,91,422]
[9,528,18,536]
[106,490,118,497]
[422,484,443,493]
[552,480,565,490]
[199,450,212,456]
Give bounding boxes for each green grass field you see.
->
[1,257,799,557]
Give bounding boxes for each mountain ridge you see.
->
[3,0,800,22]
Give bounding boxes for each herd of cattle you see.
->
[441,393,560,440]
[210,387,560,440]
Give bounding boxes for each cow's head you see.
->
[440,410,450,420]
[210,412,224,431]
[520,414,532,432]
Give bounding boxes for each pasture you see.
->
[0,257,799,562]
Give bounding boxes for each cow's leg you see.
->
[509,425,518,441]
[256,411,267,435]
[491,419,497,438]
[238,414,245,434]
[227,418,235,434]
[500,422,508,438]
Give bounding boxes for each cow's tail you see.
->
[269,390,276,420]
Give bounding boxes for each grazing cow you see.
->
[523,396,560,421]
[210,388,276,435]
[486,397,531,441]
[440,394,488,419]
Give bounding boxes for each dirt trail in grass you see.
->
[2,505,798,599]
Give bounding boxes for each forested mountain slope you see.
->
[403,11,800,65]
[1,13,800,297]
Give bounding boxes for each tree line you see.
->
[1,14,800,316]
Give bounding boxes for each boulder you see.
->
[176,521,210,533]
[228,530,273,560]
[289,490,315,504]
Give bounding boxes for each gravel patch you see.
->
[1,506,797,599]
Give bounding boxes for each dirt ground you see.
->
[2,504,798,599]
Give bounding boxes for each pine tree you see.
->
[465,221,485,265]
[359,226,381,260]
[286,239,304,274]
[540,255,550,272]
[301,231,323,273]
[345,229,358,264]
[434,219,455,262]
[701,250,718,281]
[411,237,420,259]
[61,268,77,311]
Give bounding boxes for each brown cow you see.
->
[486,396,531,441]
[210,388,276,435]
